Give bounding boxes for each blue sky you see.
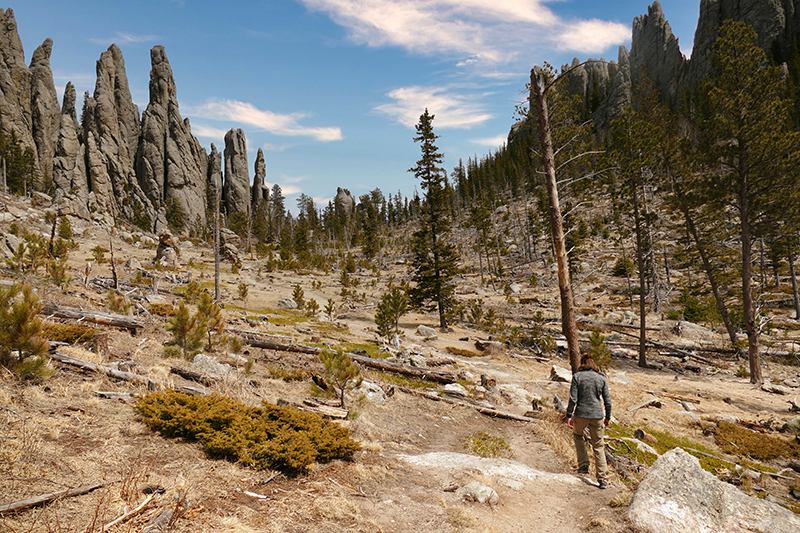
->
[12,1,701,210]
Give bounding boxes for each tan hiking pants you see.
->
[572,417,608,482]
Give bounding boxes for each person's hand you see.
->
[604,418,610,428]
[567,417,573,429]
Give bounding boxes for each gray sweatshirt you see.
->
[566,369,612,420]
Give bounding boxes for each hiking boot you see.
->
[577,465,589,474]
[598,480,608,490]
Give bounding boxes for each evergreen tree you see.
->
[375,286,408,339]
[407,110,460,328]
[197,292,224,351]
[166,301,206,359]
[696,21,800,384]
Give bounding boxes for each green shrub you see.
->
[135,391,360,475]
[612,256,634,277]
[464,431,512,458]
[41,322,99,344]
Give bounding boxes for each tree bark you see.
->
[740,171,763,384]
[531,66,581,372]
[0,481,114,514]
[633,188,648,368]
[789,242,800,320]
[41,302,144,331]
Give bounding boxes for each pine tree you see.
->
[166,301,206,359]
[319,349,361,407]
[407,109,460,328]
[0,284,49,379]
[696,21,800,384]
[197,292,224,351]
[375,286,408,339]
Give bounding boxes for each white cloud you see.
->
[89,32,161,46]
[299,0,629,70]
[471,135,507,148]
[191,124,230,140]
[266,183,303,196]
[374,86,492,129]
[190,99,343,142]
[554,19,630,53]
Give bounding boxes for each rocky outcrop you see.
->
[206,143,222,213]
[29,38,60,185]
[136,45,207,234]
[251,147,269,205]
[84,44,152,224]
[629,448,800,533]
[51,82,89,218]
[629,1,685,103]
[334,187,356,220]
[0,9,35,164]
[223,128,250,218]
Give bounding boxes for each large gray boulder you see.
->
[629,448,800,533]
[52,82,90,219]
[29,38,60,187]
[136,45,207,234]
[223,128,250,219]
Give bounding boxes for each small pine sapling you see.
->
[197,292,224,351]
[0,284,50,379]
[374,286,407,340]
[238,283,249,310]
[106,289,131,315]
[292,284,305,309]
[319,349,362,407]
[305,298,319,317]
[324,298,337,321]
[587,330,613,372]
[165,301,206,359]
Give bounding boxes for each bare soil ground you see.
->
[1,194,799,532]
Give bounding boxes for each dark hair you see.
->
[578,354,600,372]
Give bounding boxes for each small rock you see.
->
[762,383,791,395]
[475,339,504,351]
[443,383,470,398]
[457,481,498,506]
[783,379,799,388]
[358,381,387,405]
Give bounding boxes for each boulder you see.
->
[609,372,634,386]
[629,448,800,533]
[416,325,438,340]
[550,365,573,383]
[475,339,504,351]
[457,481,498,506]
[443,383,470,399]
[192,353,233,380]
[278,297,298,310]
[762,382,792,395]
[357,381,387,405]
[155,232,179,266]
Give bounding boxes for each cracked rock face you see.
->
[51,82,89,219]
[29,37,60,186]
[629,448,800,533]
[223,128,250,220]
[136,45,207,234]
[0,8,35,170]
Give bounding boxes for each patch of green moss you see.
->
[464,431,512,459]
[338,342,384,359]
[714,421,800,461]
[445,346,481,358]
[135,391,360,475]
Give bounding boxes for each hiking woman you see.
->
[565,354,612,489]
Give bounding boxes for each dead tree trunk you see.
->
[531,66,581,372]
[41,302,144,331]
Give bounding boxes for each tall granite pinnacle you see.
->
[136,45,207,233]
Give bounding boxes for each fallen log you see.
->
[347,353,456,384]
[394,385,535,422]
[627,398,663,412]
[0,480,116,515]
[51,352,208,396]
[94,391,137,402]
[170,365,220,387]
[42,302,144,331]
[50,351,160,390]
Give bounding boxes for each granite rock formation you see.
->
[136,45,207,234]
[223,128,250,219]
[252,147,269,205]
[29,37,60,186]
[51,82,89,218]
[0,9,35,164]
